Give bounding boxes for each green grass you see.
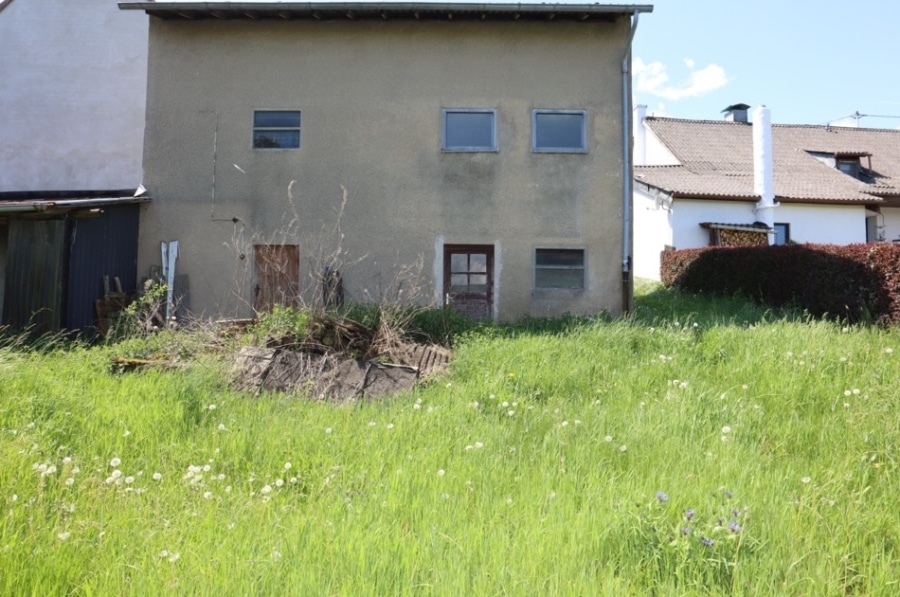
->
[1,287,898,595]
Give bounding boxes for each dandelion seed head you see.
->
[437,469,445,477]
[604,435,613,442]
[261,485,273,495]
[65,477,74,486]
[218,423,226,431]
[62,457,72,465]
[325,427,332,434]
[801,476,812,484]
[203,491,213,499]
[619,444,627,452]
[109,458,121,468]
[57,532,70,541]
[152,472,162,481]
[275,479,284,487]
[474,441,483,449]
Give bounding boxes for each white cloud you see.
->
[633,57,729,101]
[684,58,695,69]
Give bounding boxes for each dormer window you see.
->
[836,158,861,179]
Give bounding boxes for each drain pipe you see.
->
[621,10,641,314]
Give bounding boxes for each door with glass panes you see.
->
[443,245,493,320]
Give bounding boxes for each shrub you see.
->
[661,243,900,324]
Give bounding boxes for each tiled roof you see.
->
[636,118,900,204]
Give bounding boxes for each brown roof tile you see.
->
[637,118,900,203]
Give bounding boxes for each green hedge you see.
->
[660,243,900,324]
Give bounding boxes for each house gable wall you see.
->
[0,0,146,191]
[140,17,631,319]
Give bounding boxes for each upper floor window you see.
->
[442,109,497,152]
[253,111,301,149]
[532,109,587,153]
[836,158,860,179]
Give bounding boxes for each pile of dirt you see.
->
[232,316,452,401]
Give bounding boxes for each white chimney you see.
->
[752,105,778,241]
[633,104,648,166]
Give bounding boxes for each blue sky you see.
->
[633,0,900,129]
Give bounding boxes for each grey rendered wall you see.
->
[139,16,630,320]
[0,0,146,191]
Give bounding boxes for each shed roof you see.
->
[635,118,900,204]
[0,189,150,218]
[118,2,653,21]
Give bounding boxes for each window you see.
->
[442,109,497,152]
[773,223,790,245]
[253,111,301,149]
[532,109,587,153]
[836,158,860,179]
[535,248,585,289]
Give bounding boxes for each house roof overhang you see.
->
[0,189,150,219]
[699,222,774,235]
[117,2,653,22]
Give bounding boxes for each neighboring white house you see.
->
[632,104,900,280]
[0,0,147,191]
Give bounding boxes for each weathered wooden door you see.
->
[254,244,300,312]
[444,244,493,320]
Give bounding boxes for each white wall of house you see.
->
[879,207,900,243]
[671,200,759,249]
[671,200,867,250]
[774,203,867,245]
[633,187,672,280]
[0,0,147,191]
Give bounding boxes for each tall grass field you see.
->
[1,288,898,595]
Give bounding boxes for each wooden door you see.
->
[254,244,300,312]
[444,244,493,320]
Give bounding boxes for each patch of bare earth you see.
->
[232,316,451,401]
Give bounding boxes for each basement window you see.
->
[442,109,497,152]
[535,248,585,289]
[532,109,587,153]
[253,111,301,149]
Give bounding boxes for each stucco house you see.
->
[119,2,652,321]
[0,0,148,332]
[633,104,900,281]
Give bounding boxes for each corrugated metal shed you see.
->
[0,190,149,335]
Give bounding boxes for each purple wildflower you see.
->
[682,527,692,535]
[732,508,740,518]
[728,521,741,533]
[701,537,714,547]
[684,508,696,521]
[725,490,734,499]
[655,491,668,502]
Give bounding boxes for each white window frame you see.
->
[253,110,301,150]
[442,108,498,152]
[534,248,586,289]
[532,109,587,153]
